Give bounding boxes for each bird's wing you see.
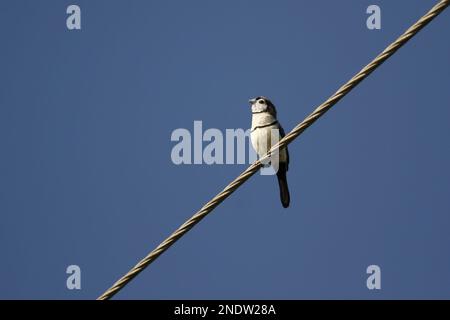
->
[278,124,289,171]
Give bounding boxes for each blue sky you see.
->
[0,1,449,299]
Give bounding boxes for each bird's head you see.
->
[249,96,277,116]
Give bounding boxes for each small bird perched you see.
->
[249,96,290,208]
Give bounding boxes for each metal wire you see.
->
[98,0,449,300]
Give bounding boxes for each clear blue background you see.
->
[1,0,449,299]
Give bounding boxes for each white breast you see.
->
[251,125,287,162]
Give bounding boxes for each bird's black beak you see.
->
[248,98,256,105]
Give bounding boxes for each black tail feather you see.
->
[276,163,290,208]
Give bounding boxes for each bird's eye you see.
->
[258,100,265,104]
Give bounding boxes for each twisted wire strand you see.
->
[98,0,449,300]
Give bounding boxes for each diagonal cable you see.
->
[98,0,449,300]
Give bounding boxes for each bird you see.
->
[249,96,290,208]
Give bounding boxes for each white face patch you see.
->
[251,99,268,113]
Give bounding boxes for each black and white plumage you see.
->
[249,96,290,208]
